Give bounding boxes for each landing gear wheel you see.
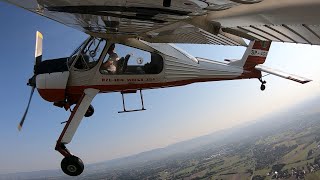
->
[61,156,84,176]
[84,105,94,117]
[258,78,266,91]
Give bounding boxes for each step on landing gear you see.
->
[118,89,146,113]
[259,78,266,91]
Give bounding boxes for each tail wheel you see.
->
[61,156,84,176]
[258,78,266,91]
[84,105,94,117]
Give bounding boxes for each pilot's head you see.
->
[107,43,115,54]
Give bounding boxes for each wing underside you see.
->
[2,0,249,45]
[210,0,320,45]
[3,0,320,45]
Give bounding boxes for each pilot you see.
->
[102,43,119,74]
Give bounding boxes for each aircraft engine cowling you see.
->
[36,71,69,102]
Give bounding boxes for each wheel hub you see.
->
[67,165,77,173]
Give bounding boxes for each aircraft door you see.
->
[67,37,108,86]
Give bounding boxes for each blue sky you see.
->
[1,2,320,174]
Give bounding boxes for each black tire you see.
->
[260,84,266,91]
[84,105,94,117]
[61,156,84,176]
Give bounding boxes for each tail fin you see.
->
[229,40,271,69]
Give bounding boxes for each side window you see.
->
[74,38,106,70]
[100,44,163,75]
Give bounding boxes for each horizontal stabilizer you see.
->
[255,65,312,84]
[224,59,238,63]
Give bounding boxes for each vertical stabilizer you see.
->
[229,40,271,69]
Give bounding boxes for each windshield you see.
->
[71,37,107,70]
[67,37,91,68]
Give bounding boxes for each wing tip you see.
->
[288,76,312,84]
[301,79,312,84]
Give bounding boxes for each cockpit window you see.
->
[100,44,163,75]
[68,39,87,67]
[71,37,107,70]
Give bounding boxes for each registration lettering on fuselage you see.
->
[101,78,156,83]
[250,49,268,57]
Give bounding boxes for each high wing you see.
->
[3,0,320,45]
[1,0,250,46]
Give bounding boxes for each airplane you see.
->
[3,0,318,176]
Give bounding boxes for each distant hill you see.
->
[88,95,320,170]
[2,95,320,179]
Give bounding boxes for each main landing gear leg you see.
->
[258,78,266,91]
[55,89,99,176]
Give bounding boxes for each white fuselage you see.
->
[35,38,254,104]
